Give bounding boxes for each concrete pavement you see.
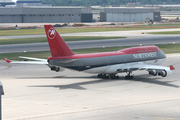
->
[0,54,180,120]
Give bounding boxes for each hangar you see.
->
[0,7,92,23]
[100,7,161,22]
[0,0,15,7]
[16,0,42,7]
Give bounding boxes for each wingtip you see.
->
[4,58,11,63]
[170,65,175,70]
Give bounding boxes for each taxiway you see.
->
[1,28,180,39]
[0,54,180,120]
[0,36,180,54]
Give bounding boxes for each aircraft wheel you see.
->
[111,74,116,79]
[116,76,119,79]
[108,74,119,79]
[125,75,133,79]
[97,74,103,78]
[102,74,108,79]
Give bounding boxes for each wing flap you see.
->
[117,63,173,72]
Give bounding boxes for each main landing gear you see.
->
[97,72,134,80]
[125,72,133,79]
[97,73,119,79]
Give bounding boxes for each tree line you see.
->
[41,0,180,6]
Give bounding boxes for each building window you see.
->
[62,14,64,16]
[59,15,61,16]
[72,14,74,16]
[69,14,71,16]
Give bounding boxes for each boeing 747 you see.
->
[4,25,175,79]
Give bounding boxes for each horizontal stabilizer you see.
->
[4,57,48,64]
[19,56,47,62]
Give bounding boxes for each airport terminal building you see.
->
[100,7,161,22]
[0,7,92,23]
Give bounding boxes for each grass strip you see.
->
[1,24,180,36]
[1,43,180,60]
[0,36,126,45]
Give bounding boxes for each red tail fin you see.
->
[44,25,75,57]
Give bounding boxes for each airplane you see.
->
[4,25,175,79]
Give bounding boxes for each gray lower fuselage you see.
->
[48,51,166,74]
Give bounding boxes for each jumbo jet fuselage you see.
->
[48,46,166,74]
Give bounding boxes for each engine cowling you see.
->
[149,70,157,76]
[158,69,172,77]
[49,66,65,72]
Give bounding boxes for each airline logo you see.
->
[133,52,157,59]
[48,28,56,39]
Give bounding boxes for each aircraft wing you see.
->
[4,57,48,64]
[117,63,175,72]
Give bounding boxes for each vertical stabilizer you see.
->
[44,25,75,57]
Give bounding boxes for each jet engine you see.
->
[149,70,157,76]
[149,69,172,77]
[49,66,65,72]
[158,69,172,77]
